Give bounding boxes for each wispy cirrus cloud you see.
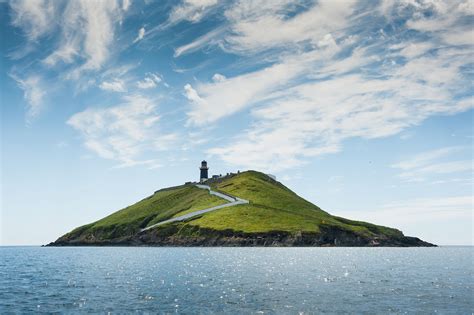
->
[183,36,342,126]
[203,45,471,170]
[133,27,146,43]
[136,73,162,89]
[7,0,474,172]
[11,0,128,74]
[392,146,472,183]
[51,0,126,75]
[223,0,357,54]
[67,95,178,169]
[99,79,127,92]
[400,0,474,46]
[174,27,226,57]
[9,0,131,122]
[179,0,474,172]
[184,52,319,126]
[10,74,47,124]
[9,0,57,41]
[392,147,465,171]
[174,0,357,57]
[168,0,218,25]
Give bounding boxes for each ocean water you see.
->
[0,247,472,314]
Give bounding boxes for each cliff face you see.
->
[48,171,435,247]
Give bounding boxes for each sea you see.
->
[0,246,472,314]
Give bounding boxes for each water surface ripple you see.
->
[0,247,472,313]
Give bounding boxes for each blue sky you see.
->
[1,0,472,245]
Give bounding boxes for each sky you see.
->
[1,0,473,246]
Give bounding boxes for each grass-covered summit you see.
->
[49,171,434,246]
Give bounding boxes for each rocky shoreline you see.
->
[47,224,435,247]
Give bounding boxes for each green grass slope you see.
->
[186,171,402,238]
[59,185,226,242]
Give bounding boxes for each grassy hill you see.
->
[192,171,400,237]
[50,171,433,246]
[59,185,226,242]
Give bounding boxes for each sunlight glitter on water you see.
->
[0,247,473,313]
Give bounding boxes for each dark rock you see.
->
[47,224,435,247]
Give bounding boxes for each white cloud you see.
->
[177,0,474,172]
[122,0,131,11]
[184,84,207,118]
[154,134,179,151]
[398,161,473,182]
[180,0,357,127]
[168,0,218,24]
[100,63,139,80]
[39,0,126,76]
[11,75,47,123]
[184,47,337,126]
[415,161,472,175]
[392,147,465,171]
[99,79,127,92]
[391,42,434,58]
[392,147,472,182]
[133,27,145,43]
[9,0,56,41]
[383,0,474,47]
[67,95,177,168]
[223,0,357,54]
[212,73,226,82]
[43,41,80,66]
[175,0,355,57]
[136,73,162,89]
[10,0,128,73]
[174,27,225,57]
[205,51,472,171]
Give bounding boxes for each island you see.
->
[48,162,435,247]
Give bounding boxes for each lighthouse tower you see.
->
[199,160,209,182]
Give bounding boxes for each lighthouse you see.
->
[199,160,209,182]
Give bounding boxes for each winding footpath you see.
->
[140,184,249,232]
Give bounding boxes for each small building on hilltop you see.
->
[267,174,276,180]
[197,160,243,184]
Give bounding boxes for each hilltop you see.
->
[48,171,434,247]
